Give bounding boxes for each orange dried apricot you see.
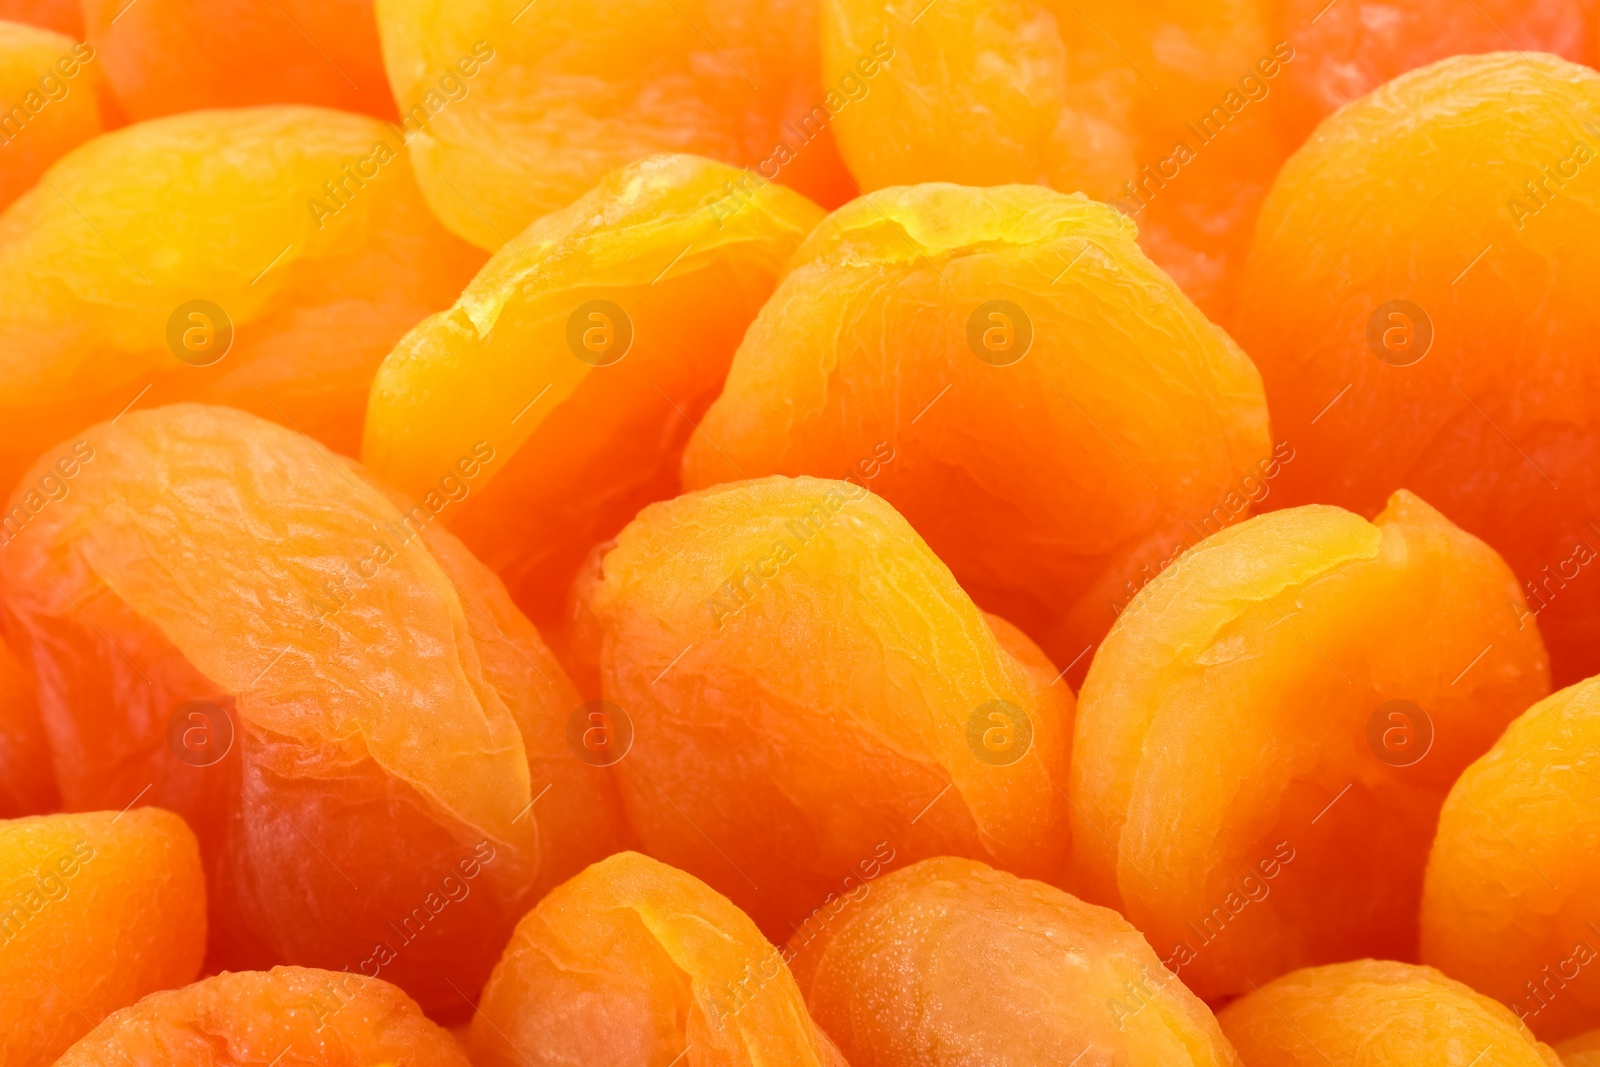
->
[683,183,1271,676]
[1,807,205,1067]
[1234,52,1600,687]
[0,404,620,1017]
[1217,960,1561,1066]
[1071,491,1549,1000]
[81,0,394,120]
[0,0,79,37]
[0,21,107,210]
[572,474,1072,938]
[472,851,846,1067]
[363,153,823,632]
[0,105,483,497]
[788,856,1242,1066]
[0,633,53,818]
[373,0,856,250]
[1560,1030,1600,1067]
[1420,673,1600,1041]
[55,965,470,1066]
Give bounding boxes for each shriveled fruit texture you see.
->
[0,0,78,37]
[683,183,1270,677]
[363,154,824,631]
[55,966,471,1067]
[81,0,394,120]
[1420,674,1600,1041]
[1071,491,1549,1001]
[1218,960,1562,1066]
[0,404,621,1017]
[1276,0,1593,146]
[0,105,483,498]
[0,22,108,210]
[0,633,54,817]
[0,808,206,1067]
[1235,53,1600,688]
[373,0,856,250]
[788,857,1242,1066]
[574,475,1073,938]
[821,0,1293,317]
[472,851,847,1067]
[1559,1030,1600,1067]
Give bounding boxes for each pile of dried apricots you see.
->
[5,0,1600,1064]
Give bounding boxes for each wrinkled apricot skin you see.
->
[0,0,79,37]
[1072,492,1549,1000]
[0,105,483,498]
[0,405,621,1017]
[373,0,855,251]
[821,0,1290,316]
[789,857,1242,1066]
[472,852,845,1067]
[81,0,395,120]
[1218,960,1562,1066]
[574,475,1073,939]
[1421,674,1600,1041]
[0,23,108,211]
[0,634,54,817]
[55,966,470,1066]
[684,183,1270,678]
[363,154,824,631]
[1235,53,1600,688]
[0,808,206,1067]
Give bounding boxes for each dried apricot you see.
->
[1217,960,1561,1066]
[0,105,482,497]
[373,0,855,250]
[81,0,394,120]
[573,474,1072,937]
[1420,673,1600,1041]
[55,965,470,1066]
[683,183,1271,676]
[363,153,823,631]
[1,807,205,1067]
[0,633,53,818]
[0,404,620,1017]
[1071,491,1549,1000]
[1560,1030,1600,1067]
[788,856,1241,1066]
[1234,52,1600,686]
[0,21,107,210]
[472,851,845,1067]
[0,0,79,37]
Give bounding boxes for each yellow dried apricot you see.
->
[0,20,107,210]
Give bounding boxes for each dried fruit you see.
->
[1420,673,1600,1041]
[81,0,394,120]
[0,403,620,1016]
[55,965,471,1066]
[573,474,1073,937]
[472,851,846,1067]
[1235,52,1600,687]
[683,183,1271,676]
[0,105,483,496]
[363,153,823,631]
[1217,960,1562,1066]
[0,0,80,37]
[1071,491,1549,1000]
[1560,1030,1600,1067]
[0,807,205,1067]
[373,0,856,250]
[789,856,1242,1066]
[0,21,107,209]
[0,634,53,818]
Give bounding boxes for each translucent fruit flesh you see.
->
[373,0,857,250]
[1217,960,1561,1066]
[1235,52,1600,688]
[472,851,846,1067]
[362,153,824,632]
[81,0,395,120]
[0,807,206,1067]
[1071,491,1549,1000]
[683,182,1271,679]
[573,474,1073,939]
[0,21,107,210]
[54,966,472,1066]
[1420,673,1600,1041]
[0,404,620,1017]
[0,105,484,497]
[789,856,1243,1066]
